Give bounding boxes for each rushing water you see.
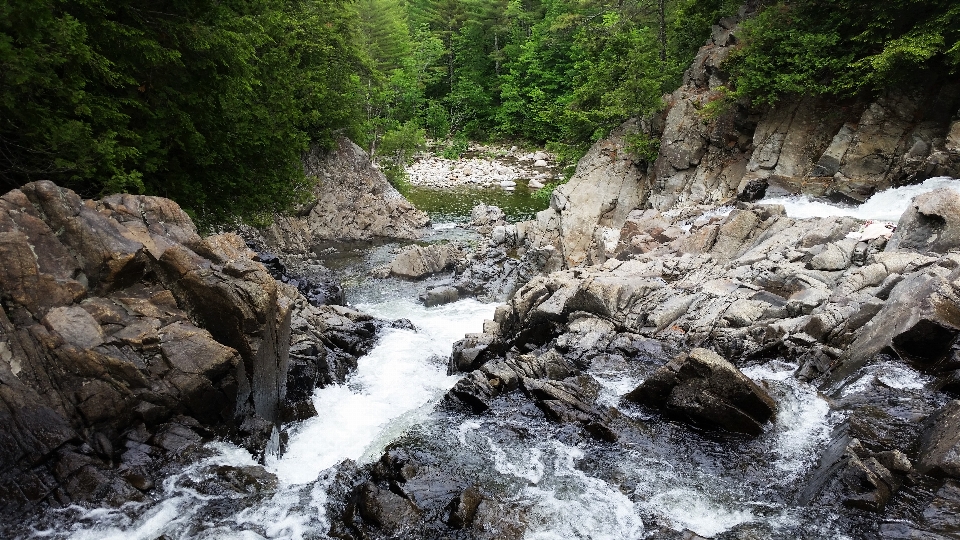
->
[26,230,850,539]
[762,176,960,221]
[31,173,960,539]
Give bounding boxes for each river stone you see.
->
[357,482,422,531]
[389,244,459,279]
[886,188,960,254]
[420,285,459,307]
[624,348,776,435]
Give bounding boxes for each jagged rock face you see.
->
[624,348,776,435]
[0,181,293,515]
[520,120,652,271]
[648,14,960,210]
[252,137,430,251]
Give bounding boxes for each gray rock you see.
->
[390,244,460,279]
[420,285,459,307]
[246,137,429,251]
[918,400,960,478]
[624,348,776,435]
[887,188,960,254]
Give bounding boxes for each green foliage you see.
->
[377,120,426,191]
[0,0,368,226]
[623,132,661,163]
[729,0,960,103]
[440,134,469,159]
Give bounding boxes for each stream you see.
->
[23,178,960,539]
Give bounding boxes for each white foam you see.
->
[646,489,755,537]
[841,360,934,397]
[591,372,640,408]
[269,298,496,484]
[743,362,835,480]
[762,176,960,221]
[519,443,644,540]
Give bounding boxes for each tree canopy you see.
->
[3,0,957,224]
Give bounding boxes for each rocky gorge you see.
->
[2,9,960,540]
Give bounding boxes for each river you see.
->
[24,178,960,539]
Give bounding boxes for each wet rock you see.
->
[624,348,776,435]
[799,430,897,512]
[356,481,422,531]
[827,268,960,388]
[253,251,345,307]
[918,400,960,478]
[447,485,484,528]
[449,333,501,374]
[0,181,300,514]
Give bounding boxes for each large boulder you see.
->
[389,244,460,279]
[918,400,960,478]
[0,181,296,515]
[624,348,776,435]
[825,266,960,389]
[886,187,960,254]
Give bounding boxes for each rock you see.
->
[471,204,506,234]
[389,244,460,279]
[522,120,651,269]
[533,159,548,167]
[918,400,960,478]
[357,482,422,531]
[810,240,855,271]
[420,285,459,307]
[826,268,960,388]
[0,181,303,515]
[246,137,429,252]
[887,188,960,253]
[528,179,545,189]
[624,348,776,435]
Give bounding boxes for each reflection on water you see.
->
[403,182,550,223]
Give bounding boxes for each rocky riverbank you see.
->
[3,5,960,539]
[405,144,561,190]
[0,181,413,524]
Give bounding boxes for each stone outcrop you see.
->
[0,181,299,514]
[647,9,960,210]
[252,137,429,251]
[624,348,776,435]
[519,120,653,271]
[0,181,410,519]
[918,400,960,478]
[388,244,460,279]
[886,187,960,253]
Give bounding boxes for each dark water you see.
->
[403,182,550,223]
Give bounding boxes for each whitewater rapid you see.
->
[762,176,960,221]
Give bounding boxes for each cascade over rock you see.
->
[0,181,406,519]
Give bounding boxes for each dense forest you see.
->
[2,0,958,225]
